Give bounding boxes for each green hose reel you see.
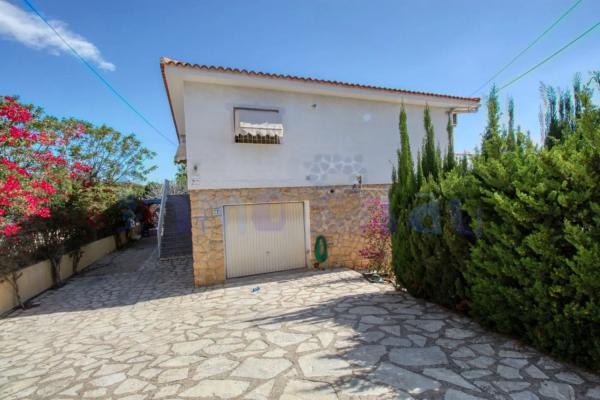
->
[314,235,328,264]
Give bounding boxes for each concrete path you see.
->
[1,238,599,399]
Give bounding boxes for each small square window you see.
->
[234,108,283,144]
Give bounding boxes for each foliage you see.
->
[443,114,456,173]
[61,119,156,183]
[389,106,416,282]
[463,95,600,368]
[389,73,600,370]
[421,105,441,180]
[0,97,88,238]
[358,197,390,274]
[539,75,592,148]
[506,97,516,150]
[1,96,153,299]
[391,103,460,305]
[175,163,187,189]
[482,86,502,159]
[401,175,473,308]
[143,181,162,198]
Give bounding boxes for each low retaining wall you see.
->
[0,235,120,316]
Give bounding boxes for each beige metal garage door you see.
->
[224,202,307,278]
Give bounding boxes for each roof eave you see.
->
[160,61,181,143]
[160,57,481,141]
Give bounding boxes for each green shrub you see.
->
[390,76,600,370]
[463,106,600,369]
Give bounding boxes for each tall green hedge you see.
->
[464,106,600,368]
[390,77,600,370]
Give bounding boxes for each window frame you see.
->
[232,106,283,145]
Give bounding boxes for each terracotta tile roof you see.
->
[160,57,480,140]
[161,57,479,103]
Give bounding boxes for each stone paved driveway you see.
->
[1,239,599,400]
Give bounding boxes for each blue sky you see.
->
[1,0,599,182]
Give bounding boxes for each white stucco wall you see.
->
[183,82,451,190]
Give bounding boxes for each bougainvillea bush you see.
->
[0,97,90,235]
[0,96,92,292]
[358,197,391,275]
[0,96,156,307]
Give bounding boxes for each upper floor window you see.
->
[234,108,283,144]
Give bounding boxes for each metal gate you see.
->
[224,202,307,278]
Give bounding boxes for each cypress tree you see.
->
[422,105,440,180]
[416,151,424,190]
[397,106,416,207]
[389,164,399,230]
[506,97,516,151]
[482,86,502,158]
[443,113,456,173]
[389,106,416,225]
[543,86,561,147]
[459,153,469,174]
[389,105,418,286]
[573,73,582,119]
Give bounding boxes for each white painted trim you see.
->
[303,200,311,267]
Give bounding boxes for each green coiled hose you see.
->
[314,235,328,263]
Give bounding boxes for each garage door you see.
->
[224,202,307,278]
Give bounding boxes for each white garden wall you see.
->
[0,235,118,315]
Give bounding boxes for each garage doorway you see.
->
[224,202,307,278]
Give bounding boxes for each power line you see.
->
[21,0,177,147]
[498,20,600,92]
[470,0,583,96]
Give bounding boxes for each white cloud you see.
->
[0,1,115,71]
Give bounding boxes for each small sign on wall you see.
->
[212,207,222,217]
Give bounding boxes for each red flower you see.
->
[1,158,18,169]
[9,126,23,139]
[0,103,31,123]
[1,224,20,236]
[16,168,30,177]
[32,180,57,195]
[72,161,92,173]
[35,207,51,218]
[25,193,40,209]
[1,175,21,193]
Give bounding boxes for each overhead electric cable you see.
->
[498,20,600,92]
[470,0,584,96]
[22,0,177,146]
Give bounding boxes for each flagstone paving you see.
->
[1,238,599,399]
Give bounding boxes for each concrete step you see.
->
[160,193,193,260]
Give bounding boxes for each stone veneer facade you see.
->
[189,184,388,286]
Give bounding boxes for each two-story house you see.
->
[160,57,479,286]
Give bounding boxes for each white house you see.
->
[160,57,480,286]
